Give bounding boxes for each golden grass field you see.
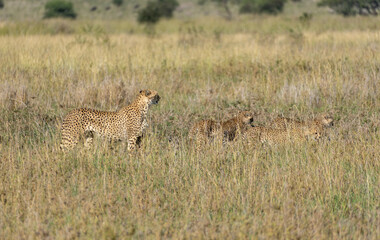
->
[0,17,379,239]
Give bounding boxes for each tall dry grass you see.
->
[0,21,379,239]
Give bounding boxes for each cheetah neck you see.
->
[127,95,150,116]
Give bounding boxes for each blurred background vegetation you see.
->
[0,0,379,35]
[0,0,378,22]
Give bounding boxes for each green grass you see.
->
[0,17,379,239]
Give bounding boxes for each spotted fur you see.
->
[60,89,160,152]
[244,124,323,146]
[221,111,254,143]
[189,111,254,151]
[270,114,334,130]
[188,119,222,151]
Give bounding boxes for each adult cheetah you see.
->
[60,89,160,152]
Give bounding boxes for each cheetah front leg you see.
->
[126,127,142,152]
[136,135,143,148]
[142,118,148,131]
[84,131,94,149]
[127,136,141,152]
[127,139,135,151]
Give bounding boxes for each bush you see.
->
[240,0,287,14]
[157,0,179,18]
[299,12,312,27]
[138,2,161,24]
[44,0,77,19]
[112,0,123,7]
[138,0,179,24]
[240,1,255,14]
[318,0,380,16]
[0,0,4,9]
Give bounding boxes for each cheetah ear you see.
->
[139,90,150,96]
[322,117,333,126]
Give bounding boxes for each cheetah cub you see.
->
[221,111,254,143]
[60,89,160,152]
[188,119,222,150]
[244,124,323,146]
[189,111,254,151]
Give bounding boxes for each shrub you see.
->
[0,0,4,9]
[44,0,77,19]
[157,0,179,18]
[240,0,287,14]
[318,0,380,16]
[138,0,179,24]
[240,1,255,13]
[299,12,313,25]
[198,0,207,5]
[255,0,287,14]
[138,2,161,24]
[212,0,233,20]
[112,0,123,7]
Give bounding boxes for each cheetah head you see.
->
[303,125,323,141]
[318,114,334,127]
[139,89,160,105]
[237,111,254,126]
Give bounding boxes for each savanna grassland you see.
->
[0,16,379,239]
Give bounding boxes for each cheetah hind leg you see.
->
[60,132,80,152]
[195,133,208,154]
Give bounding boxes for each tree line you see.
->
[1,0,378,22]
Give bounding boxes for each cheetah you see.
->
[269,114,333,139]
[188,119,222,151]
[244,124,323,146]
[221,111,254,143]
[188,111,254,151]
[60,89,160,152]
